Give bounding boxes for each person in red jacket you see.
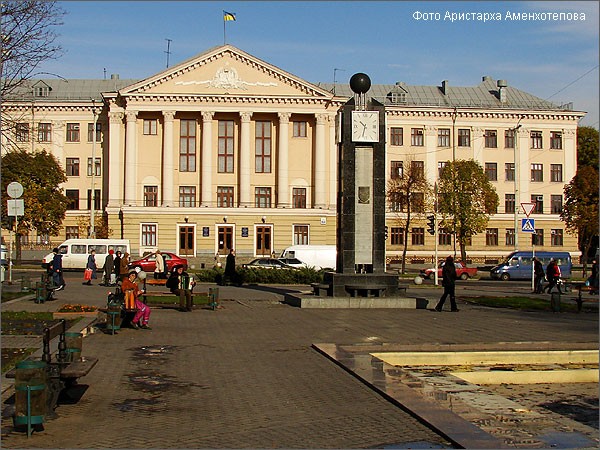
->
[544,259,562,294]
[121,270,152,329]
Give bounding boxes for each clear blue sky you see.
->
[38,1,599,127]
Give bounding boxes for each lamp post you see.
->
[512,118,523,251]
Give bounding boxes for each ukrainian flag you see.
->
[223,11,236,21]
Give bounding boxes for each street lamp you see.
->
[511,118,523,251]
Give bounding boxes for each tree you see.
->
[437,160,499,263]
[577,126,599,169]
[386,159,433,274]
[1,150,68,260]
[76,214,113,239]
[561,165,599,271]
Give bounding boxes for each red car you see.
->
[128,252,188,273]
[420,262,478,280]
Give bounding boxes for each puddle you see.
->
[113,397,162,412]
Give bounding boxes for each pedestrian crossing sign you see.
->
[521,218,535,233]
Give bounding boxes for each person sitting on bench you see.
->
[122,270,152,329]
[166,265,195,312]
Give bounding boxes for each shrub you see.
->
[194,267,324,285]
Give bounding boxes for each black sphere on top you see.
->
[349,73,371,94]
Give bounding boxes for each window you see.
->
[411,228,425,245]
[390,227,403,245]
[390,161,403,179]
[65,190,79,210]
[504,129,515,148]
[530,131,543,149]
[255,121,271,173]
[143,119,157,135]
[550,164,563,182]
[293,121,307,137]
[293,225,309,245]
[217,186,234,207]
[179,186,196,207]
[66,158,80,176]
[87,189,100,210]
[144,186,158,207]
[390,127,403,146]
[66,123,80,142]
[458,129,470,147]
[485,163,497,181]
[411,192,424,213]
[410,128,424,146]
[551,229,563,246]
[141,224,157,247]
[505,229,515,246]
[218,120,234,173]
[551,195,563,214]
[390,92,406,104]
[34,85,49,97]
[438,161,448,178]
[439,228,452,246]
[484,130,497,148]
[531,164,543,182]
[438,128,450,147]
[486,228,499,246]
[411,160,424,178]
[533,229,544,246]
[15,123,29,142]
[504,163,514,181]
[532,194,543,214]
[550,131,562,149]
[65,226,79,240]
[389,192,404,212]
[255,187,271,208]
[292,188,306,208]
[87,157,101,176]
[505,194,515,214]
[87,123,102,142]
[38,123,51,142]
[180,119,196,172]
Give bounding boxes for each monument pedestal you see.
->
[324,271,401,298]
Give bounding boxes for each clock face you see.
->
[352,111,379,142]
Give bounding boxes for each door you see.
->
[179,226,195,256]
[256,226,272,257]
[217,226,234,255]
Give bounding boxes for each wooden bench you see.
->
[566,281,597,312]
[345,284,387,298]
[311,283,332,296]
[7,319,98,422]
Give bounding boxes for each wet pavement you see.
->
[1,271,598,448]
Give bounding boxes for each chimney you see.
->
[110,74,120,80]
[497,79,507,103]
[441,80,449,95]
[482,75,492,82]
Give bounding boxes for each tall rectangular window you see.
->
[438,161,448,178]
[439,228,452,246]
[38,123,51,142]
[87,123,102,142]
[437,128,450,147]
[532,194,543,214]
[293,225,309,245]
[144,186,158,207]
[390,227,403,245]
[390,127,403,146]
[66,123,80,142]
[550,164,563,182]
[410,128,424,146]
[550,131,562,149]
[484,130,497,148]
[530,131,543,149]
[87,157,101,176]
[411,160,424,178]
[551,195,563,214]
[15,123,29,142]
[293,121,307,137]
[141,224,157,247]
[218,120,234,173]
[87,189,100,210]
[217,186,234,207]
[292,188,306,208]
[65,190,79,210]
[180,119,196,172]
[533,229,544,246]
[504,129,515,148]
[66,158,80,176]
[486,228,499,246]
[458,129,470,147]
[505,163,515,181]
[551,229,563,246]
[411,228,425,246]
[65,226,79,240]
[411,192,424,213]
[505,229,515,246]
[531,163,543,182]
[143,119,157,135]
[505,194,515,214]
[390,161,403,179]
[389,192,404,212]
[255,187,272,208]
[485,163,497,181]
[179,186,196,207]
[255,121,271,173]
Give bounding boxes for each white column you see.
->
[425,126,437,185]
[51,120,65,171]
[563,128,577,181]
[328,114,337,209]
[239,111,252,207]
[162,111,176,207]
[201,111,214,207]
[277,112,291,208]
[124,110,138,206]
[107,112,123,207]
[314,114,327,208]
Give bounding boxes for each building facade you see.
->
[2,45,584,265]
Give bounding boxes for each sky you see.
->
[37,1,599,128]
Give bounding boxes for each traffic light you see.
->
[384,226,389,240]
[426,215,436,235]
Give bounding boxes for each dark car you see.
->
[242,258,295,269]
[129,252,188,273]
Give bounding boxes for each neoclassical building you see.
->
[2,45,584,264]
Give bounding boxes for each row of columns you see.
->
[108,109,333,209]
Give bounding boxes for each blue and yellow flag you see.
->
[223,11,236,21]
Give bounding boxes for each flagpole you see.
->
[223,19,226,44]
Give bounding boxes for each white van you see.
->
[279,245,336,270]
[42,239,130,270]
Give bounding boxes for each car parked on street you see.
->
[277,257,308,269]
[420,261,478,280]
[129,252,188,273]
[242,258,296,269]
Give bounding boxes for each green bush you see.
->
[194,267,324,285]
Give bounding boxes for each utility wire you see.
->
[545,65,599,100]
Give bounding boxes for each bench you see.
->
[566,281,597,312]
[345,284,387,298]
[311,283,332,297]
[7,319,98,427]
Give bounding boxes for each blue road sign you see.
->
[521,218,535,233]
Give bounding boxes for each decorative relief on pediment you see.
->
[175,66,278,91]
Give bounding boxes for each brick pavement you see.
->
[1,272,598,448]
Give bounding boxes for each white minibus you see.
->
[279,245,336,270]
[42,239,130,270]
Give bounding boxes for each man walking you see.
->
[434,255,459,312]
[533,257,545,294]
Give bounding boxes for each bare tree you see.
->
[386,158,433,274]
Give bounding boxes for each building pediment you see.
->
[119,45,333,100]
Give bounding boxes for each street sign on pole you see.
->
[521,218,535,233]
[521,202,535,217]
[7,199,24,216]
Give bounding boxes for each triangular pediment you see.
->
[120,45,332,99]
